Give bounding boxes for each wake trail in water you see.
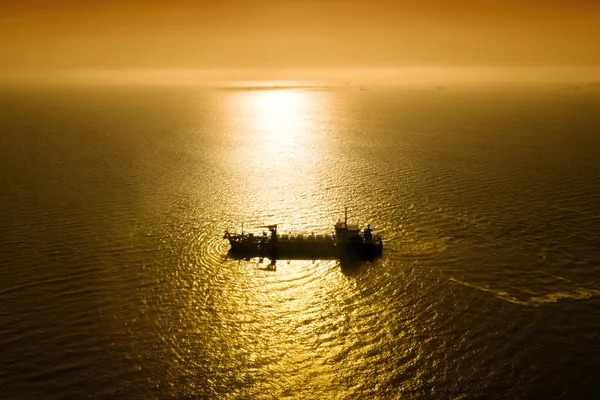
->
[449,277,600,306]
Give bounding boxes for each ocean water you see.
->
[1,84,599,399]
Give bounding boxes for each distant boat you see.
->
[561,86,580,91]
[360,86,369,91]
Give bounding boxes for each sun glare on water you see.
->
[231,87,327,171]
[246,89,311,155]
[224,86,336,227]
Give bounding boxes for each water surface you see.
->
[1,85,599,398]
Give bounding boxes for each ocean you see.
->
[1,84,599,399]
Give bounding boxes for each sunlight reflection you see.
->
[250,90,305,133]
[239,89,317,168]
[224,88,337,225]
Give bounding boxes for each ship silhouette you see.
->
[223,208,383,261]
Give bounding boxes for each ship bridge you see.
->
[334,208,363,244]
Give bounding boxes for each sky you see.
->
[1,0,599,84]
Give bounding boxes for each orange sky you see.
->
[2,0,599,83]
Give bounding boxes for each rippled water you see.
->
[1,85,599,398]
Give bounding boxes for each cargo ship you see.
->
[223,209,383,259]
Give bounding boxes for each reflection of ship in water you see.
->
[226,253,372,272]
[223,209,383,262]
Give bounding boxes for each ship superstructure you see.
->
[223,209,382,259]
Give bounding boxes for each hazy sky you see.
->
[2,0,599,83]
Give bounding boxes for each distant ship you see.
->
[223,209,383,259]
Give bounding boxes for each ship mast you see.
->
[344,207,348,225]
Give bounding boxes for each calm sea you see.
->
[1,84,599,399]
